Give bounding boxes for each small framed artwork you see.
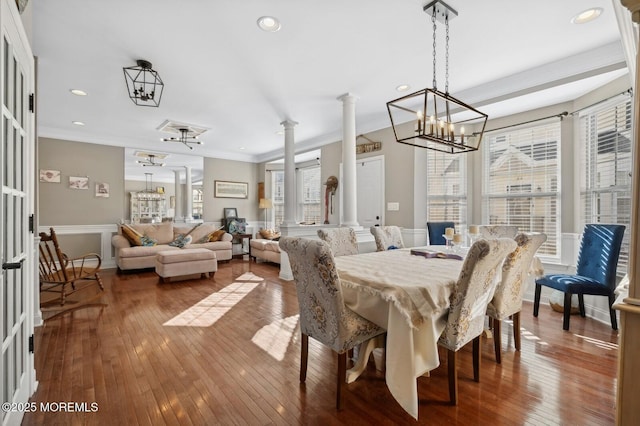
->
[96,182,109,198]
[69,176,89,190]
[224,207,238,219]
[39,169,61,183]
[215,180,248,199]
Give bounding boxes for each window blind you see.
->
[579,95,632,275]
[426,151,467,229]
[482,119,561,258]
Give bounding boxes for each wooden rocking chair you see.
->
[39,227,105,309]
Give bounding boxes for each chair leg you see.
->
[300,333,308,383]
[513,312,521,351]
[609,294,618,330]
[563,292,572,331]
[578,294,586,317]
[533,283,542,317]
[337,352,347,410]
[472,336,481,382]
[447,349,458,405]
[493,318,502,364]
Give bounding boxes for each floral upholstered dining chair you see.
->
[437,238,517,405]
[486,232,547,363]
[317,227,359,256]
[370,226,405,251]
[279,237,385,410]
[478,225,518,239]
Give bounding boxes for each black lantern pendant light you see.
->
[123,59,164,107]
[387,1,488,153]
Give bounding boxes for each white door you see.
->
[356,156,384,228]
[1,0,36,425]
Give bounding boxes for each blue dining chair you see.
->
[427,221,455,245]
[533,224,625,331]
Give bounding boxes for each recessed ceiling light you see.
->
[72,121,85,126]
[396,84,410,92]
[257,16,281,32]
[571,8,603,24]
[275,130,284,135]
[70,89,87,96]
[239,147,246,150]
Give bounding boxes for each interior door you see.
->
[1,0,35,424]
[356,156,384,228]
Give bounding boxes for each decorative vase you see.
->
[548,289,580,314]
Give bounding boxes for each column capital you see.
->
[280,119,299,128]
[621,0,640,22]
[337,92,359,103]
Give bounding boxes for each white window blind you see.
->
[301,166,321,224]
[579,95,632,275]
[426,151,467,229]
[482,119,561,258]
[271,170,284,229]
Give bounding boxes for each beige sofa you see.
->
[112,222,233,271]
[250,239,281,264]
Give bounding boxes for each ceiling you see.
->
[32,0,627,182]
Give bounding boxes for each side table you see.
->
[232,233,252,260]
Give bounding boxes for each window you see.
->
[300,166,321,224]
[271,170,284,229]
[579,95,632,275]
[482,120,561,258]
[426,151,467,229]
[192,187,203,219]
[270,166,322,228]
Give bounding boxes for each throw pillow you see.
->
[169,234,193,248]
[209,229,226,242]
[121,224,142,246]
[259,228,281,240]
[140,235,157,247]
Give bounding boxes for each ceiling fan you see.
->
[136,154,165,167]
[161,127,202,150]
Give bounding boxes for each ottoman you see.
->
[155,249,217,283]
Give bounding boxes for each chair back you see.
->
[370,226,404,251]
[427,221,455,245]
[479,225,518,239]
[280,237,349,351]
[487,233,547,320]
[317,228,358,256]
[439,238,517,351]
[39,227,69,284]
[576,224,625,289]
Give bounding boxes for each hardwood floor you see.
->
[23,260,618,425]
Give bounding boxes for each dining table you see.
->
[334,246,465,420]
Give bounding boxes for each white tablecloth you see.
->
[335,247,463,419]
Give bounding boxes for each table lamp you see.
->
[259,198,273,230]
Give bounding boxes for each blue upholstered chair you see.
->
[533,224,625,331]
[427,221,455,245]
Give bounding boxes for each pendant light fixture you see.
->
[123,59,164,107]
[161,128,203,150]
[386,1,488,153]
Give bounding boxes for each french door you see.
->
[1,0,36,425]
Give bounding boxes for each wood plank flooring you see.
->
[23,260,618,425]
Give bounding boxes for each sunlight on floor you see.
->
[574,334,618,350]
[251,315,300,361]
[163,279,260,327]
[504,319,549,346]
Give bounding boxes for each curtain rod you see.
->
[474,111,568,136]
[569,88,633,116]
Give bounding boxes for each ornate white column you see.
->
[184,166,193,220]
[615,2,640,424]
[173,169,182,220]
[338,93,359,227]
[281,119,298,226]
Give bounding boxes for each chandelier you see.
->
[161,128,203,150]
[386,0,487,153]
[123,60,164,107]
[136,154,165,167]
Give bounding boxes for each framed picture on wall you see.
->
[215,180,248,199]
[69,176,89,190]
[224,207,238,219]
[39,169,61,183]
[96,182,109,198]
